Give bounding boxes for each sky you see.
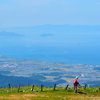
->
[0,0,100,28]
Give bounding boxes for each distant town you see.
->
[0,55,100,87]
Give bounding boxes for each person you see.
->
[73,76,79,93]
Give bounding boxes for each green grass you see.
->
[0,86,100,100]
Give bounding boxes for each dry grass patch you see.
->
[0,93,40,100]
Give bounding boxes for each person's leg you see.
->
[74,85,77,93]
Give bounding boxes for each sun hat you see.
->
[75,76,78,79]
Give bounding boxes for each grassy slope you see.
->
[0,86,100,100]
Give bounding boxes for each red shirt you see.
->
[73,79,79,86]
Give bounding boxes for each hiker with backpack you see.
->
[73,76,80,93]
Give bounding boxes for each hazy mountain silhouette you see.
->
[0,74,66,88]
[0,31,24,38]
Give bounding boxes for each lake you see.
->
[0,37,100,65]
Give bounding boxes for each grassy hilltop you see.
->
[0,86,100,100]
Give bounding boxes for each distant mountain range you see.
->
[1,24,100,37]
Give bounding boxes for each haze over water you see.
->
[0,25,100,66]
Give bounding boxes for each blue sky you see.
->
[0,0,100,28]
